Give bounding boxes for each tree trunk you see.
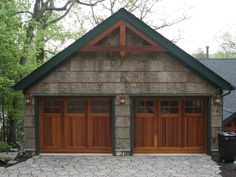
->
[6,97,19,144]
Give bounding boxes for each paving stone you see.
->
[1,155,222,177]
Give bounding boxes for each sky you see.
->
[155,0,236,54]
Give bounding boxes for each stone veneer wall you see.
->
[24,52,222,154]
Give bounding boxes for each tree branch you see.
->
[75,0,104,6]
[153,15,188,30]
[46,0,72,11]
[17,11,33,16]
[47,2,75,25]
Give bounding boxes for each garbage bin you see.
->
[218,132,236,162]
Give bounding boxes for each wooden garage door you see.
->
[39,97,112,153]
[134,97,207,153]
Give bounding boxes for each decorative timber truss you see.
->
[80,20,167,58]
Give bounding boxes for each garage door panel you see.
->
[64,116,86,148]
[92,116,111,147]
[160,117,181,147]
[185,115,205,147]
[142,117,155,147]
[135,117,154,147]
[42,115,62,148]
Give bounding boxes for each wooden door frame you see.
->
[35,95,115,155]
[130,95,210,154]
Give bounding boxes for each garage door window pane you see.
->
[67,101,85,113]
[136,99,154,113]
[160,101,178,114]
[91,101,110,113]
[184,99,202,114]
[43,100,62,113]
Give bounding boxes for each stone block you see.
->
[115,116,130,128]
[101,83,125,93]
[125,83,142,93]
[94,72,120,83]
[56,60,71,71]
[166,83,186,93]
[115,105,130,116]
[94,58,111,71]
[25,105,34,116]
[23,139,35,149]
[116,128,130,139]
[115,138,130,149]
[120,58,145,71]
[24,116,34,127]
[24,127,35,139]
[121,72,143,82]
[57,83,71,93]
[185,83,213,93]
[41,83,50,93]
[212,115,222,127]
[71,57,95,71]
[211,127,221,150]
[76,72,94,82]
[70,83,82,93]
[52,71,77,82]
[144,83,167,93]
[164,56,188,71]
[149,57,165,71]
[186,73,203,83]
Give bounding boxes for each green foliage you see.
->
[192,48,207,59]
[0,0,25,143]
[214,31,236,58]
[0,141,12,152]
[212,52,236,58]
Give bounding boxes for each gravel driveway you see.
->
[0,154,221,177]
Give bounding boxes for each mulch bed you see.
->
[0,154,32,168]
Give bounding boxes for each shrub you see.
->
[0,141,12,152]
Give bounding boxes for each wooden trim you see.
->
[80,45,166,52]
[120,24,126,58]
[86,20,122,46]
[123,20,158,46]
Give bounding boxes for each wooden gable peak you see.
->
[80,20,167,58]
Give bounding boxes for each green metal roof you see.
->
[13,8,235,92]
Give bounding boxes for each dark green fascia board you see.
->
[13,8,235,91]
[223,112,236,126]
[34,97,40,154]
[207,97,211,155]
[112,98,116,156]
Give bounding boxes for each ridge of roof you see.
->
[13,8,235,91]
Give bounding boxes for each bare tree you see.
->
[18,0,104,65]
[69,0,188,42]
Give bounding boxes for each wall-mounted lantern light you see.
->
[25,95,32,104]
[214,94,221,104]
[119,95,126,105]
